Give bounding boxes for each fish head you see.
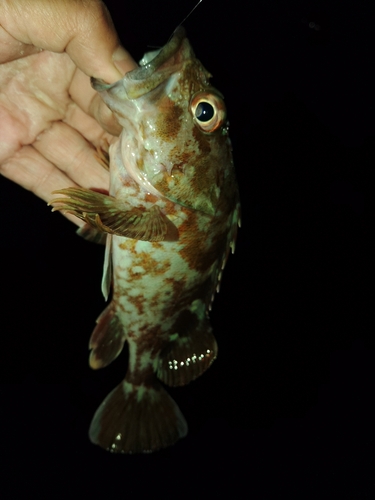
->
[92,27,234,216]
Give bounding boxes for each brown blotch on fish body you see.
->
[154,98,183,141]
[126,293,145,315]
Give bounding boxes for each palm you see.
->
[0,49,114,208]
[0,0,136,225]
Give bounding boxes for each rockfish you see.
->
[51,27,240,453]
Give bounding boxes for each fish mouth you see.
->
[91,27,190,99]
[123,27,189,99]
[126,27,187,93]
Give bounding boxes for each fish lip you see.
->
[117,27,190,100]
[127,27,187,82]
[90,27,188,96]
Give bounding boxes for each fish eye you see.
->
[190,92,226,133]
[195,102,214,122]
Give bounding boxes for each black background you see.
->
[1,0,374,497]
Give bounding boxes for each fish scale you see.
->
[50,27,240,453]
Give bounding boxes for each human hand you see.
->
[0,0,136,225]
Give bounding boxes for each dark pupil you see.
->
[195,101,214,122]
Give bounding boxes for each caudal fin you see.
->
[157,321,218,387]
[89,380,188,453]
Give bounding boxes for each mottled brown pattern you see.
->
[126,293,145,315]
[138,328,165,359]
[126,268,144,281]
[125,360,156,386]
[82,28,240,454]
[118,238,136,252]
[183,230,227,273]
[179,60,210,97]
[126,327,167,383]
[192,126,212,155]
[137,252,171,275]
[113,297,126,315]
[149,291,163,310]
[164,277,186,299]
[189,134,231,206]
[144,193,160,204]
[173,276,215,311]
[174,208,228,274]
[169,145,194,172]
[154,98,183,141]
[117,243,172,276]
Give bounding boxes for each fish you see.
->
[50,27,240,453]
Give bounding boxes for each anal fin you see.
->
[157,321,218,387]
[89,380,187,453]
[89,303,126,369]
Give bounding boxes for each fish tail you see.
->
[157,319,218,387]
[89,303,126,369]
[89,379,188,453]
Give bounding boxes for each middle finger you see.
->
[33,121,110,191]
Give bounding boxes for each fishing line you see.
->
[173,0,203,33]
[147,1,203,50]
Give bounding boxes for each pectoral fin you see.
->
[49,187,178,242]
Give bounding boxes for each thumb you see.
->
[0,0,136,82]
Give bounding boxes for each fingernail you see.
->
[112,46,137,75]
